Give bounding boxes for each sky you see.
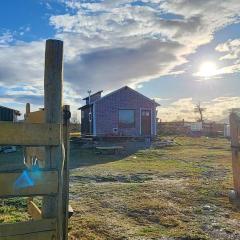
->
[0,0,240,122]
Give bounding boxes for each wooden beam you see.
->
[0,123,60,146]
[0,170,58,198]
[25,109,45,124]
[1,231,55,240]
[230,112,240,195]
[42,39,64,240]
[62,105,71,239]
[0,218,56,238]
[28,199,42,220]
[0,231,56,240]
[24,147,45,168]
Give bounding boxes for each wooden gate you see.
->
[0,39,70,240]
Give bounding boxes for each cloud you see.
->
[0,31,13,47]
[216,39,240,60]
[214,38,240,75]
[64,39,186,92]
[0,96,15,104]
[0,0,240,115]
[158,96,240,122]
[0,41,45,86]
[48,0,240,92]
[154,97,171,102]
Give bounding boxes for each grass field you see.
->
[68,137,240,240]
[1,136,240,239]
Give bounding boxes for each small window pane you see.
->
[119,110,135,128]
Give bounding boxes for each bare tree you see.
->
[194,102,206,122]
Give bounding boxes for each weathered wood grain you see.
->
[1,231,55,240]
[0,123,60,146]
[42,39,64,240]
[0,170,58,197]
[0,218,56,238]
[230,112,240,195]
[28,199,42,220]
[62,105,70,239]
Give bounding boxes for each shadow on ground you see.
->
[69,139,151,169]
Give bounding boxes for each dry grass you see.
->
[68,137,240,240]
[1,136,240,239]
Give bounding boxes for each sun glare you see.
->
[198,61,217,77]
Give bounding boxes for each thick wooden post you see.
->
[42,39,64,240]
[230,113,240,195]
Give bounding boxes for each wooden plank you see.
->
[24,104,46,168]
[0,123,60,146]
[230,112,240,195]
[24,147,45,168]
[62,105,70,239]
[1,231,55,240]
[26,110,45,124]
[0,218,56,237]
[28,199,42,220]
[0,170,58,198]
[96,146,123,150]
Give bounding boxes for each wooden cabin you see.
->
[79,86,160,137]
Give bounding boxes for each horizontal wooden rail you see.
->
[0,170,58,198]
[1,231,55,240]
[0,218,56,239]
[0,123,60,146]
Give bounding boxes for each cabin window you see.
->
[119,109,135,128]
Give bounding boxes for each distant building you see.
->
[189,122,203,132]
[0,106,20,122]
[79,86,160,137]
[224,124,230,138]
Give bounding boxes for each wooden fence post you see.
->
[229,112,240,205]
[62,105,71,239]
[42,39,64,240]
[230,113,240,192]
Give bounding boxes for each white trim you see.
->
[154,109,157,136]
[139,108,142,135]
[140,108,152,136]
[93,103,96,136]
[150,109,153,135]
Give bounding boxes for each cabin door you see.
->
[81,107,93,135]
[141,109,151,136]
